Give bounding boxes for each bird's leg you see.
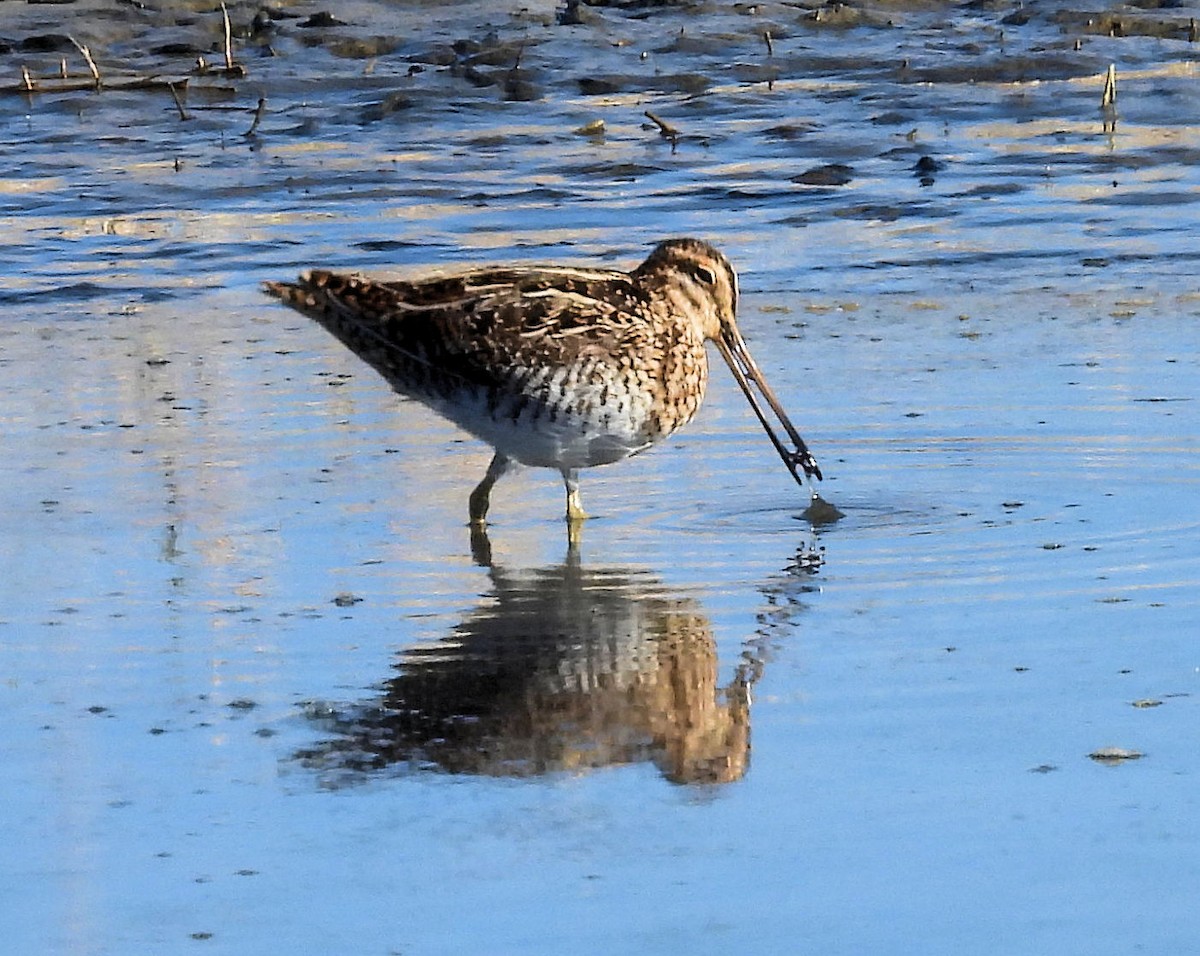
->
[562,468,587,524]
[469,524,494,568]
[563,468,586,549]
[469,453,512,526]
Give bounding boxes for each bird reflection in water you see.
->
[295,532,813,787]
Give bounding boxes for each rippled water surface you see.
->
[3,1,1199,953]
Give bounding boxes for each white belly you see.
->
[420,379,659,471]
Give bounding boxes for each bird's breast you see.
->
[412,339,710,471]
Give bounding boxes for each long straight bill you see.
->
[715,331,823,486]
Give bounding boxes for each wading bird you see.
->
[264,238,821,527]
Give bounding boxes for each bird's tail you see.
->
[263,271,475,402]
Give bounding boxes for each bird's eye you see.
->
[693,265,716,285]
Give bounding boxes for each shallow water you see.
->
[3,1,1199,953]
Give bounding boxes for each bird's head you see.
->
[634,237,738,342]
[636,238,823,485]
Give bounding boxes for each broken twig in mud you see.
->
[5,70,216,96]
[1101,63,1116,108]
[244,97,266,137]
[644,110,680,143]
[68,36,102,86]
[167,80,190,121]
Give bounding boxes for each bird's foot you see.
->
[469,522,494,567]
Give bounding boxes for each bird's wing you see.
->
[264,267,651,395]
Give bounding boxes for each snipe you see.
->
[264,238,821,526]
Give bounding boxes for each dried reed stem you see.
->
[1101,63,1117,107]
[221,1,235,70]
[167,80,190,121]
[68,36,101,85]
[244,97,266,137]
